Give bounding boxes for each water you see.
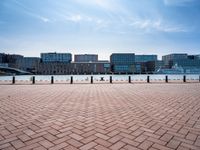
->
[0,74,199,84]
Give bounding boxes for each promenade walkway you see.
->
[0,84,200,150]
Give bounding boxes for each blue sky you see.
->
[0,0,200,60]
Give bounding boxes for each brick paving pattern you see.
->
[0,83,200,150]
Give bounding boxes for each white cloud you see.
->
[64,13,109,29]
[26,12,51,23]
[66,14,82,22]
[38,16,50,23]
[130,19,187,33]
[65,14,94,23]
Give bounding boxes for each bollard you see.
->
[32,76,35,84]
[12,76,15,84]
[165,75,168,83]
[184,75,186,82]
[91,76,93,84]
[128,76,131,83]
[70,76,73,84]
[199,75,200,82]
[147,76,150,83]
[51,76,54,84]
[110,76,112,83]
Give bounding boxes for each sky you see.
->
[0,0,200,60]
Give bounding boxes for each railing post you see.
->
[70,76,73,84]
[12,76,15,84]
[147,75,150,83]
[32,76,35,84]
[128,76,131,83]
[91,76,93,84]
[183,75,186,83]
[110,76,112,84]
[51,76,54,84]
[165,75,168,83]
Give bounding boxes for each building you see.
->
[162,53,200,68]
[72,62,110,74]
[110,53,135,73]
[37,62,110,75]
[0,53,8,65]
[38,62,72,75]
[146,60,164,73]
[74,54,98,62]
[0,53,24,68]
[18,57,41,74]
[39,53,108,74]
[0,53,5,63]
[170,59,200,69]
[135,55,157,63]
[6,54,24,64]
[162,53,188,67]
[134,62,145,74]
[134,55,158,73]
[196,55,200,60]
[188,55,200,60]
[161,53,200,73]
[41,52,72,63]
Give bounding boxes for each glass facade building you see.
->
[162,53,200,73]
[170,59,200,68]
[135,55,157,63]
[162,53,188,67]
[41,52,72,63]
[134,55,158,73]
[110,53,135,73]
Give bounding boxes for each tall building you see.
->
[41,52,72,63]
[74,54,98,62]
[135,55,157,63]
[110,53,135,73]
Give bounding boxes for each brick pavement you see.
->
[0,83,200,150]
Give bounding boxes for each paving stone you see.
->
[39,140,54,148]
[110,141,126,150]
[0,84,200,150]
[80,142,97,150]
[10,139,25,149]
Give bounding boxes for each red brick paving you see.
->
[0,83,200,150]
